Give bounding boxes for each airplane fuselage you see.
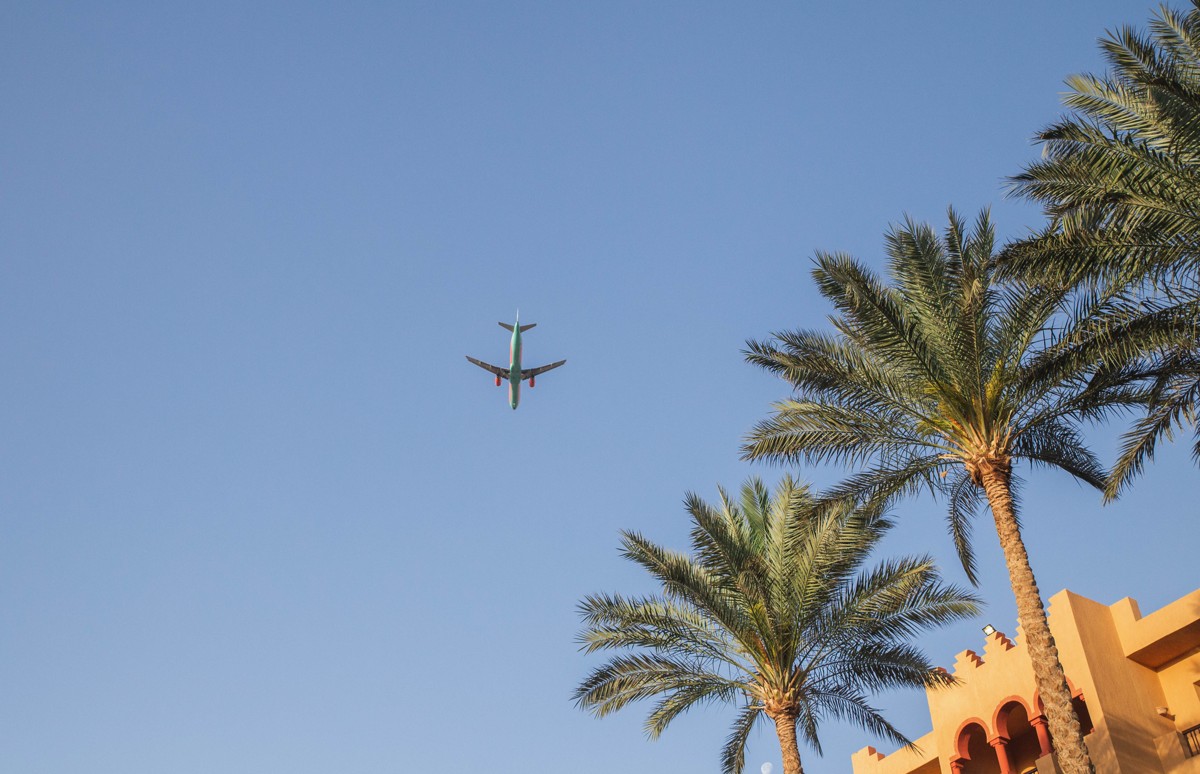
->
[508,324,523,409]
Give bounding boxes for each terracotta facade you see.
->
[851,588,1200,774]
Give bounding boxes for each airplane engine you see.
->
[529,375,535,388]
[495,375,501,386]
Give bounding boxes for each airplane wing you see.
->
[520,359,567,380]
[466,356,509,378]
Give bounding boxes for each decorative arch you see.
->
[952,718,992,760]
[1032,679,1093,739]
[991,695,1047,771]
[993,695,1035,739]
[951,720,1003,774]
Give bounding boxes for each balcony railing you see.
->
[1184,724,1200,757]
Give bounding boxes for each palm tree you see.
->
[1005,0,1200,497]
[742,211,1144,774]
[574,477,979,774]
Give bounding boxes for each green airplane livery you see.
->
[466,313,566,409]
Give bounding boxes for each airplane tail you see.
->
[499,322,537,332]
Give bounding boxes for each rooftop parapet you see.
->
[1110,588,1200,668]
[851,732,936,774]
[951,649,983,674]
[948,629,1020,677]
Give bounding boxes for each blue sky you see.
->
[2,3,1196,773]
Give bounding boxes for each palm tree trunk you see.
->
[773,713,804,774]
[976,458,1093,774]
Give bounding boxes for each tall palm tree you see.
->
[574,477,979,774]
[1005,0,1200,497]
[742,211,1144,774]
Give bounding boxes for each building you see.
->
[851,588,1200,774]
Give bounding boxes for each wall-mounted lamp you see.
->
[982,624,997,636]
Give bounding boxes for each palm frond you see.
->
[720,703,763,774]
[945,469,984,584]
[1107,364,1200,499]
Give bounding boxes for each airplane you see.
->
[466,313,566,409]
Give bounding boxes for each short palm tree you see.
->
[574,477,979,774]
[1006,0,1200,496]
[743,211,1143,774]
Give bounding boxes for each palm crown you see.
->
[574,477,979,774]
[743,209,1140,580]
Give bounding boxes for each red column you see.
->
[949,758,966,774]
[1030,715,1053,757]
[988,736,1013,774]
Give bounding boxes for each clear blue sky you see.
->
[2,3,1195,773]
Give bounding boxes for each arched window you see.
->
[954,722,1001,774]
[994,700,1041,773]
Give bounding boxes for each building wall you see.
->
[851,588,1200,774]
[1050,591,1174,772]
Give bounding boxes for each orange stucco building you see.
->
[851,588,1200,774]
